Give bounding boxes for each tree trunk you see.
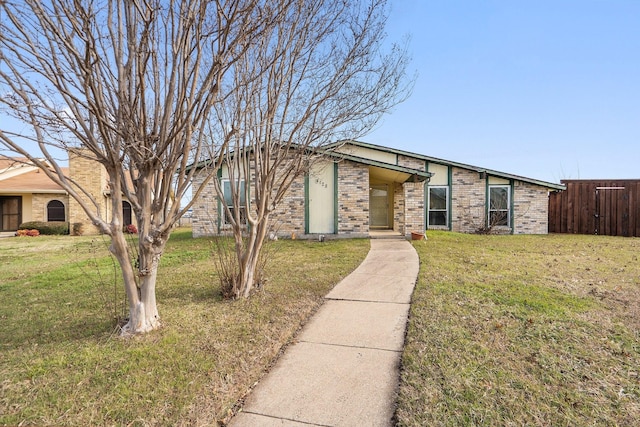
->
[234,219,269,298]
[109,230,162,335]
[125,268,161,335]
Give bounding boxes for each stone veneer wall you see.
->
[337,160,369,235]
[31,193,70,222]
[513,182,549,234]
[450,167,487,233]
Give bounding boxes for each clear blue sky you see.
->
[3,1,638,184]
[365,0,640,183]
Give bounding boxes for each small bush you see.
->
[18,221,69,235]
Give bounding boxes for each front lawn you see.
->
[399,231,640,426]
[0,229,369,426]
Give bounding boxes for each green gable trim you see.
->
[304,173,310,235]
[328,140,564,191]
[448,165,453,231]
[333,162,338,234]
[216,168,222,234]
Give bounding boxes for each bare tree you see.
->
[0,0,266,334]
[204,0,413,298]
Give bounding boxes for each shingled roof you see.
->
[0,157,67,194]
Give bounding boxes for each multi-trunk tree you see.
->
[204,0,413,298]
[0,0,267,334]
[0,0,412,332]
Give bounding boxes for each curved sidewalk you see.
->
[228,237,419,427]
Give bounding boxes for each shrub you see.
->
[15,229,40,237]
[18,221,69,235]
[125,224,138,234]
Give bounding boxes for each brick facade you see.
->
[190,145,555,238]
[269,177,305,236]
[31,193,70,222]
[393,183,404,234]
[403,182,425,235]
[451,167,487,233]
[68,149,107,235]
[513,181,549,234]
[191,172,219,237]
[337,161,369,236]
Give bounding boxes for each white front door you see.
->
[308,161,335,233]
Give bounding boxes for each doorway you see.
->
[369,184,389,228]
[1,196,22,231]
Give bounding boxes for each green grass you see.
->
[0,229,369,426]
[398,231,640,426]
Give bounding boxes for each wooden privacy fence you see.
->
[549,180,640,237]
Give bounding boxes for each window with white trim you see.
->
[222,179,247,224]
[428,186,448,227]
[488,185,510,227]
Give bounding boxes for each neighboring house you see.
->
[191,140,565,238]
[0,152,135,234]
[549,179,640,237]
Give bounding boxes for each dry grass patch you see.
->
[398,232,640,427]
[0,229,369,426]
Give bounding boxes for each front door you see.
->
[308,161,335,233]
[369,185,389,227]
[0,196,22,231]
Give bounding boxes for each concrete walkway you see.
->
[228,237,419,427]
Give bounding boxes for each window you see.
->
[122,201,133,226]
[222,180,247,224]
[488,185,510,227]
[47,200,65,222]
[428,186,448,227]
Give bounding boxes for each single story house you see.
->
[191,140,565,238]
[0,152,134,234]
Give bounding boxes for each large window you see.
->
[428,186,448,227]
[222,180,246,224]
[47,200,65,222]
[488,185,510,227]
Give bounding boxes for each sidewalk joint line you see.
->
[324,297,410,305]
[240,411,332,426]
[297,339,403,354]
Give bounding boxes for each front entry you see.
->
[0,196,22,231]
[308,161,336,234]
[369,184,389,228]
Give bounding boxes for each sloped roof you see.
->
[327,140,566,190]
[0,157,67,194]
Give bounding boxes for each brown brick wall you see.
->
[451,167,487,233]
[403,182,425,235]
[269,176,305,236]
[31,194,69,222]
[191,171,219,237]
[393,183,404,234]
[397,155,426,170]
[513,182,549,234]
[68,150,107,235]
[337,161,369,235]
